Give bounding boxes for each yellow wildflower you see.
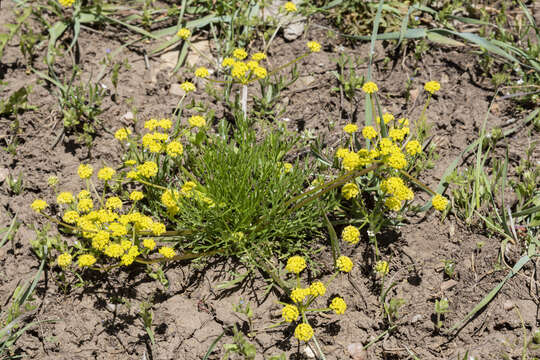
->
[105,196,122,210]
[57,253,72,268]
[306,41,321,53]
[56,192,74,204]
[114,128,131,141]
[180,81,196,93]
[137,161,158,178]
[309,281,326,297]
[375,260,389,275]
[130,191,144,201]
[232,48,248,60]
[78,254,97,267]
[189,115,206,128]
[362,126,377,140]
[166,141,184,158]
[432,194,448,211]
[341,183,359,200]
[221,57,235,67]
[336,256,353,273]
[77,164,93,179]
[282,304,299,322]
[406,140,422,156]
[194,67,209,78]
[283,1,297,12]
[329,297,347,315]
[58,0,75,7]
[62,210,79,224]
[343,123,358,134]
[424,80,441,94]
[286,256,306,274]
[294,323,314,341]
[159,246,176,259]
[143,238,156,250]
[251,52,266,61]
[362,81,378,94]
[105,243,124,258]
[97,167,115,181]
[177,28,191,40]
[342,225,360,244]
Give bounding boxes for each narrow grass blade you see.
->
[171,41,189,74]
[323,212,339,264]
[0,215,18,250]
[202,331,226,360]
[366,0,385,80]
[448,254,532,333]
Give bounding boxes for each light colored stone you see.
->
[304,346,315,358]
[169,83,186,97]
[503,300,515,311]
[440,279,458,292]
[123,111,134,121]
[347,343,368,360]
[0,168,8,183]
[159,51,179,70]
[284,21,304,41]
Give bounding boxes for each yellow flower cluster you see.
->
[432,194,448,211]
[180,81,196,93]
[31,199,47,213]
[341,182,359,200]
[343,123,358,134]
[137,161,158,178]
[57,192,74,204]
[194,67,209,78]
[177,28,191,40]
[336,255,353,273]
[159,246,176,258]
[406,140,422,155]
[221,48,268,84]
[375,260,389,275]
[78,164,93,179]
[380,176,414,211]
[290,287,310,303]
[188,115,206,128]
[283,1,297,12]
[329,297,347,315]
[282,304,299,322]
[342,225,360,244]
[78,254,97,267]
[97,167,115,181]
[424,80,441,94]
[57,253,72,267]
[294,323,314,341]
[114,128,131,141]
[58,0,75,7]
[362,81,378,94]
[306,41,321,53]
[286,256,306,274]
[309,281,326,297]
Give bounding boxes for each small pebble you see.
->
[441,279,458,292]
[347,343,367,360]
[304,345,315,358]
[503,300,515,311]
[123,111,134,121]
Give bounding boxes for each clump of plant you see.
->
[325,80,448,260]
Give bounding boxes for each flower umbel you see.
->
[294,323,314,341]
[424,80,441,94]
[286,256,306,274]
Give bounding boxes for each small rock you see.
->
[503,300,515,311]
[304,345,315,358]
[169,83,186,97]
[284,21,304,41]
[411,314,423,323]
[106,303,117,312]
[347,343,367,360]
[123,111,134,121]
[0,168,8,183]
[440,279,458,292]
